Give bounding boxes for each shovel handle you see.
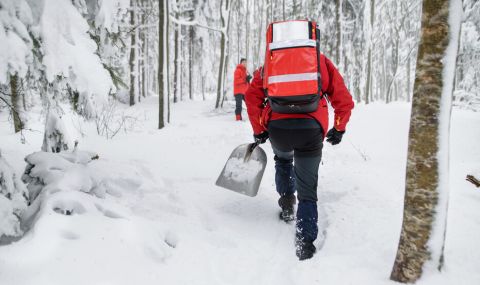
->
[244,142,259,162]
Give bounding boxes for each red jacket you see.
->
[245,54,354,137]
[233,64,249,94]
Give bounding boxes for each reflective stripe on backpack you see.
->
[268,72,318,84]
[269,39,316,50]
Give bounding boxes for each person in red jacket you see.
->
[233,58,251,121]
[245,54,354,260]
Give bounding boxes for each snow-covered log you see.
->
[22,149,100,203]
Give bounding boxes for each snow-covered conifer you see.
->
[0,150,28,239]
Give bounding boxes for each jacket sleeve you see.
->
[324,57,354,131]
[233,68,240,87]
[245,68,267,135]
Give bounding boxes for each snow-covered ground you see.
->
[0,97,479,285]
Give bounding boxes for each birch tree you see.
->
[215,0,233,109]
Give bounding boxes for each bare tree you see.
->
[129,0,137,106]
[215,0,233,109]
[365,0,374,104]
[158,0,166,129]
[173,0,180,103]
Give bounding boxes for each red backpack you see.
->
[263,20,322,113]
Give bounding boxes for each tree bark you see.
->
[129,0,137,106]
[180,25,184,101]
[215,31,226,109]
[335,0,342,65]
[246,0,249,63]
[364,0,374,104]
[173,1,179,103]
[255,0,264,67]
[21,78,27,111]
[215,0,230,109]
[10,73,23,133]
[166,0,171,123]
[407,53,411,102]
[158,0,165,129]
[141,0,147,100]
[189,26,194,100]
[390,0,460,282]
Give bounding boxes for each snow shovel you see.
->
[215,142,267,197]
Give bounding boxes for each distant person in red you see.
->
[233,58,252,121]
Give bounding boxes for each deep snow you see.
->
[0,97,479,285]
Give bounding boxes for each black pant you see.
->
[268,118,323,242]
[268,119,323,201]
[234,94,244,115]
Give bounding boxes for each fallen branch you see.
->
[466,175,480,188]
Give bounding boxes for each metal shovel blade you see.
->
[215,143,267,197]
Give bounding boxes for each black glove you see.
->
[326,128,345,145]
[246,74,252,83]
[254,131,269,144]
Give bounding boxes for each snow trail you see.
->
[0,97,479,285]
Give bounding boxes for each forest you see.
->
[0,0,478,132]
[0,0,479,285]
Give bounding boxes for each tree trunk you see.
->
[21,78,27,111]
[390,0,461,282]
[365,48,372,104]
[202,75,206,101]
[141,0,147,100]
[335,0,342,65]
[255,0,264,67]
[10,73,23,133]
[215,32,226,109]
[189,26,194,100]
[407,53,411,102]
[365,0,374,104]
[215,0,230,109]
[381,45,387,101]
[221,0,235,108]
[237,6,240,64]
[129,0,136,106]
[180,25,184,101]
[246,0,249,63]
[158,0,165,129]
[173,6,179,103]
[166,0,171,123]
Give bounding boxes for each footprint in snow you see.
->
[52,200,86,216]
[94,203,125,219]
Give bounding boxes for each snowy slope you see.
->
[0,97,479,285]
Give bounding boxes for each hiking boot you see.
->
[235,114,242,121]
[295,237,316,261]
[279,206,295,222]
[278,194,296,223]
